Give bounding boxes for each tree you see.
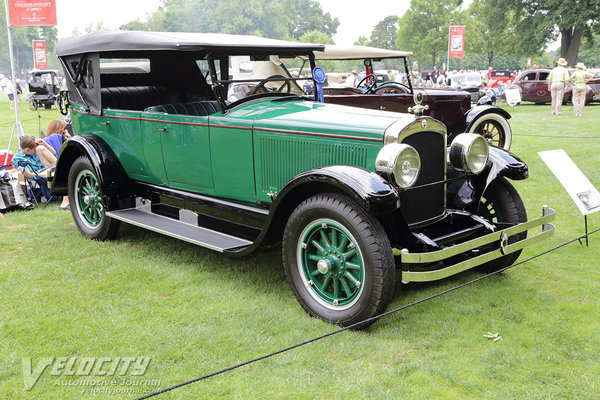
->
[396,0,463,69]
[120,0,339,42]
[370,16,399,50]
[465,0,514,68]
[506,0,600,65]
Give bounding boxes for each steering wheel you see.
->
[356,74,378,93]
[251,75,291,95]
[374,82,410,94]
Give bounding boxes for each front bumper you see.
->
[400,206,555,283]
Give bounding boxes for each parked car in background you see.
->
[447,73,486,104]
[52,31,555,328]
[503,68,595,104]
[486,70,512,89]
[314,45,513,150]
[27,69,61,110]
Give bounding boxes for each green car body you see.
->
[51,31,555,328]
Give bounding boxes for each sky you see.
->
[54,0,411,44]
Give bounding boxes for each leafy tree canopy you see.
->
[120,0,339,41]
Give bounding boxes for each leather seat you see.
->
[145,101,220,116]
[101,86,182,111]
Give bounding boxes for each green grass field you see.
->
[1,96,599,399]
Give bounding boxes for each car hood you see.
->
[227,98,405,142]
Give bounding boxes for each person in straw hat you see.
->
[548,57,570,115]
[570,62,593,116]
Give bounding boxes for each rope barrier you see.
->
[134,227,599,400]
[519,134,600,139]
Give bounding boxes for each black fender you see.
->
[50,134,131,210]
[448,105,511,138]
[252,165,400,251]
[448,146,528,212]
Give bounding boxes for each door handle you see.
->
[101,121,109,126]
[380,106,387,110]
[158,127,167,132]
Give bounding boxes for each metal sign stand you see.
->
[3,0,25,165]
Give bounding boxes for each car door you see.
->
[519,71,539,101]
[536,71,550,102]
[160,113,215,193]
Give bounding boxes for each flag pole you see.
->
[4,0,25,165]
[447,25,450,73]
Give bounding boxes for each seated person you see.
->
[12,136,69,209]
[43,120,72,155]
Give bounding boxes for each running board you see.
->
[106,200,253,252]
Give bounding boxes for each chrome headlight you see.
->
[376,143,421,189]
[449,133,489,174]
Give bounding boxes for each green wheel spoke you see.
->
[333,279,339,299]
[311,240,325,254]
[308,254,323,262]
[311,269,321,277]
[340,278,351,297]
[343,249,357,259]
[344,272,360,288]
[319,230,331,248]
[346,262,360,270]
[337,236,348,251]
[331,229,337,248]
[321,276,331,292]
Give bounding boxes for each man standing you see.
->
[548,58,569,115]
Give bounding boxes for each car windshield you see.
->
[212,55,314,104]
[451,75,481,85]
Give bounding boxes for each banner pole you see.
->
[4,0,25,165]
[447,26,450,73]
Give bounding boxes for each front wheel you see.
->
[476,177,527,273]
[68,156,120,240]
[282,194,396,329]
[469,113,512,150]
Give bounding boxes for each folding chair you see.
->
[14,160,57,208]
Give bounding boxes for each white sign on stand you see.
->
[538,149,600,216]
[504,87,521,107]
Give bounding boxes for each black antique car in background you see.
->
[312,46,513,150]
[27,69,61,110]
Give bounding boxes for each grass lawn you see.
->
[1,95,599,399]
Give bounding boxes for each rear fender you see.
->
[51,134,131,209]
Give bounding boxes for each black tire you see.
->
[68,156,120,241]
[476,177,527,273]
[282,193,396,329]
[468,113,512,150]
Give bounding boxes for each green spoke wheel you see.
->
[75,170,104,229]
[68,156,120,241]
[283,194,395,329]
[299,219,365,310]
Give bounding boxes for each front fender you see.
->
[449,146,528,211]
[50,134,130,209]
[253,166,400,251]
[447,105,511,140]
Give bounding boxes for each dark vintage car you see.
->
[27,69,61,110]
[51,31,555,328]
[313,46,513,150]
[504,68,595,104]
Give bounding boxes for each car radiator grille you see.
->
[399,131,446,226]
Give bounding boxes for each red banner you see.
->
[8,0,57,26]
[33,40,48,69]
[448,26,465,59]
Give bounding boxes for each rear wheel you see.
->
[282,194,395,329]
[68,156,120,240]
[469,113,512,150]
[476,178,527,273]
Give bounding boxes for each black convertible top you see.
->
[56,30,325,56]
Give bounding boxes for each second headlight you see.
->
[448,133,489,174]
[376,143,421,189]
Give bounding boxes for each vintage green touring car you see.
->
[52,31,555,328]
